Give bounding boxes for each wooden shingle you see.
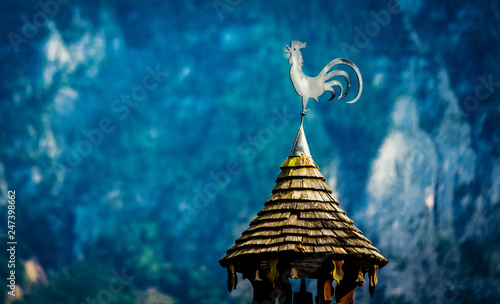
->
[220,155,388,273]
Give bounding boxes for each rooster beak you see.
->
[284,45,291,54]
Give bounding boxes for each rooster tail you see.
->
[324,80,345,100]
[319,58,362,104]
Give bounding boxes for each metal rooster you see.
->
[285,40,363,115]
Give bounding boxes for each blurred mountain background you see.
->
[0,0,499,303]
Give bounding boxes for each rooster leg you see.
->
[301,97,310,115]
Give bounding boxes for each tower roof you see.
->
[219,124,388,277]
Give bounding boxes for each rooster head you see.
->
[285,40,306,66]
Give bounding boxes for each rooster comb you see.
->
[290,40,306,49]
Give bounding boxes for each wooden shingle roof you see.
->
[220,125,388,277]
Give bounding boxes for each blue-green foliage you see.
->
[0,0,499,303]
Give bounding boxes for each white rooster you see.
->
[285,40,363,114]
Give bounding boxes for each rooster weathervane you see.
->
[285,40,363,115]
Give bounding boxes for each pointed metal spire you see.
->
[289,114,311,157]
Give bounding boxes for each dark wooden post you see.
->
[294,278,314,304]
[316,275,334,304]
[250,278,276,304]
[276,277,292,304]
[334,267,358,304]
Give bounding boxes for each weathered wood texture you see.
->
[220,156,388,273]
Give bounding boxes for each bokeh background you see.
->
[1,0,499,303]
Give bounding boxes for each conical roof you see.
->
[220,124,388,277]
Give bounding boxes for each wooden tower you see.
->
[219,120,388,304]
